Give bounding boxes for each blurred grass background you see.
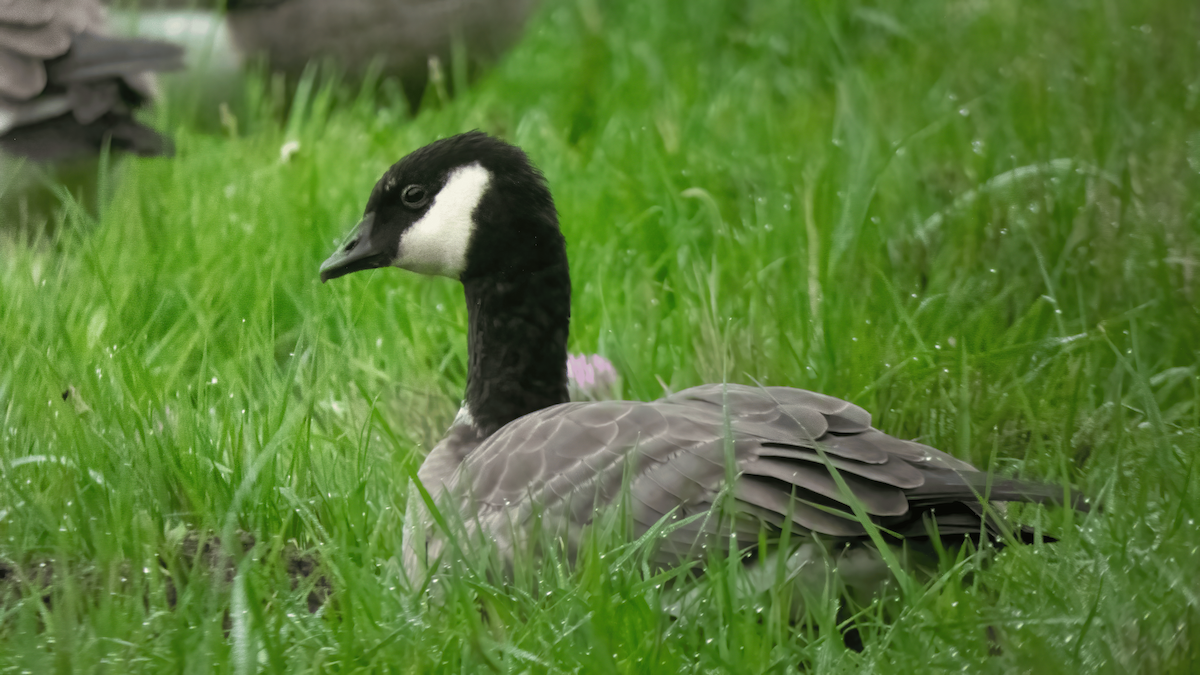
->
[2,0,1199,671]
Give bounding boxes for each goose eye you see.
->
[401,185,427,208]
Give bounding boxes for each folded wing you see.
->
[439,383,1069,567]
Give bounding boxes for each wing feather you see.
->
[0,49,44,99]
[754,445,925,488]
[741,457,910,516]
[733,477,867,537]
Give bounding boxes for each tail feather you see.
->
[906,468,1088,512]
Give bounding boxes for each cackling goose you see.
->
[318,131,1082,600]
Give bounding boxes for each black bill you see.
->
[319,213,391,282]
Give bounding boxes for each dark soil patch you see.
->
[0,530,330,617]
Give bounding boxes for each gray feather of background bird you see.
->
[0,0,184,161]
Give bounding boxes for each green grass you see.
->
[2,0,1199,671]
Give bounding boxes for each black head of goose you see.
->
[320,130,1081,587]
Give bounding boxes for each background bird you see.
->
[222,0,541,109]
[0,0,184,161]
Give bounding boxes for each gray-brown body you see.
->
[408,383,1059,583]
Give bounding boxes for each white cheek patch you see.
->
[394,162,491,278]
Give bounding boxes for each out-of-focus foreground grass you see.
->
[1,0,1198,671]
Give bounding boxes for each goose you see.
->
[223,0,540,110]
[0,0,184,161]
[318,130,1080,606]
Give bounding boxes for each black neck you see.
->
[461,262,571,437]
